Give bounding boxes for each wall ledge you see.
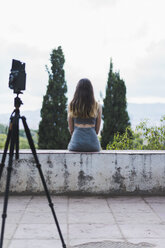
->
[0,150,165,195]
[1,149,165,154]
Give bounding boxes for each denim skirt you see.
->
[68,127,101,152]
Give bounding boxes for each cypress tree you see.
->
[101,59,130,149]
[38,46,70,149]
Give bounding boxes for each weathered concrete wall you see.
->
[0,150,165,195]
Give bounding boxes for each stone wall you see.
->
[0,150,165,195]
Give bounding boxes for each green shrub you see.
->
[0,131,38,149]
[107,126,143,150]
[0,134,7,149]
[106,116,165,150]
[136,116,165,150]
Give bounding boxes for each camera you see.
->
[9,59,26,94]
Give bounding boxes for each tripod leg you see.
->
[21,116,66,248]
[15,116,19,160]
[0,120,16,248]
[0,123,12,181]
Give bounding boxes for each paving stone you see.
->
[26,201,68,213]
[128,239,165,248]
[1,223,17,239]
[144,196,165,204]
[69,212,115,224]
[113,211,160,224]
[8,239,64,248]
[20,211,67,224]
[107,197,144,204]
[13,223,67,240]
[109,202,152,214]
[1,196,165,248]
[147,203,165,213]
[119,223,165,239]
[69,223,122,240]
[69,198,110,213]
[2,211,24,224]
[2,239,11,248]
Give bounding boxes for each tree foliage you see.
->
[38,46,70,149]
[107,126,143,150]
[136,116,165,150]
[107,116,165,150]
[101,59,130,149]
[0,134,7,149]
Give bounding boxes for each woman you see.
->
[68,78,102,152]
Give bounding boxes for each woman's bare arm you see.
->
[68,115,74,135]
[95,104,102,135]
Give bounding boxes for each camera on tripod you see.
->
[9,59,26,94]
[0,59,66,248]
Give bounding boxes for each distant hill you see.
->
[0,103,164,130]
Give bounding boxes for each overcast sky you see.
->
[0,0,165,114]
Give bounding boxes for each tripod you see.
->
[0,95,66,248]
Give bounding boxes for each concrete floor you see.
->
[0,195,165,248]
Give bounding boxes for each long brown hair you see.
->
[69,78,98,118]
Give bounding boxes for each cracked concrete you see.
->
[1,150,165,195]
